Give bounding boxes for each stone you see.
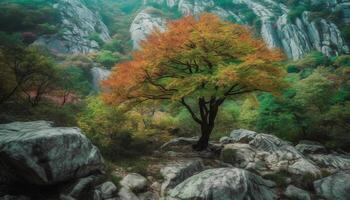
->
[120,173,148,193]
[140,0,349,60]
[284,185,311,200]
[61,175,98,199]
[229,129,257,143]
[308,153,350,172]
[118,187,139,200]
[166,168,277,200]
[160,137,198,150]
[314,170,350,200]
[130,7,166,49]
[98,181,118,199]
[295,141,327,155]
[138,191,158,200]
[220,131,321,176]
[90,67,111,91]
[0,195,30,200]
[160,159,204,196]
[34,0,110,54]
[0,121,104,186]
[221,143,256,168]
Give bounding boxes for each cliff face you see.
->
[132,0,350,60]
[35,0,111,54]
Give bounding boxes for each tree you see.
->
[103,14,286,150]
[0,43,57,106]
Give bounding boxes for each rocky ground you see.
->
[0,122,350,200]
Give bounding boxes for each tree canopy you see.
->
[103,13,287,150]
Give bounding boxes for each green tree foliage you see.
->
[257,53,350,150]
[0,1,59,36]
[95,50,123,69]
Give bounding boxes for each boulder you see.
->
[0,196,30,200]
[137,191,158,200]
[166,168,277,200]
[96,181,118,199]
[229,129,257,143]
[118,187,139,200]
[221,143,256,168]
[120,173,148,193]
[284,185,311,200]
[308,153,350,172]
[160,159,204,196]
[61,175,98,199]
[220,132,321,176]
[160,137,198,150]
[0,121,104,186]
[314,170,350,200]
[295,140,327,155]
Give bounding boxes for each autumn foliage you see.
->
[103,14,286,150]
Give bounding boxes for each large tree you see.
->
[103,14,286,150]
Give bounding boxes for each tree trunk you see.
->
[193,123,214,151]
[180,97,224,151]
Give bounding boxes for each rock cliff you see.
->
[133,0,350,60]
[35,0,111,54]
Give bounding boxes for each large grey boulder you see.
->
[118,187,139,200]
[295,140,327,155]
[0,196,30,200]
[308,153,350,173]
[0,121,104,185]
[94,181,118,199]
[120,173,148,193]
[314,170,350,200]
[221,132,321,176]
[284,185,311,200]
[166,168,277,200]
[160,159,204,196]
[229,129,257,143]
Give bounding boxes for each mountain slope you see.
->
[34,0,111,54]
[131,0,350,60]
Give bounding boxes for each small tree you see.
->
[103,14,286,150]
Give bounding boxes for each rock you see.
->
[229,129,257,143]
[0,121,104,186]
[91,67,111,92]
[166,168,277,200]
[0,195,30,200]
[138,191,158,200]
[120,173,148,193]
[130,7,166,49]
[308,153,350,172]
[34,0,110,54]
[141,0,349,60]
[314,170,350,200]
[284,185,311,200]
[295,141,327,155]
[220,131,321,176]
[160,137,198,150]
[150,181,161,193]
[221,143,256,168]
[98,181,118,199]
[118,187,139,200]
[160,159,204,196]
[288,158,321,177]
[61,175,98,199]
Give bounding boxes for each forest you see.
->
[0,0,350,200]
